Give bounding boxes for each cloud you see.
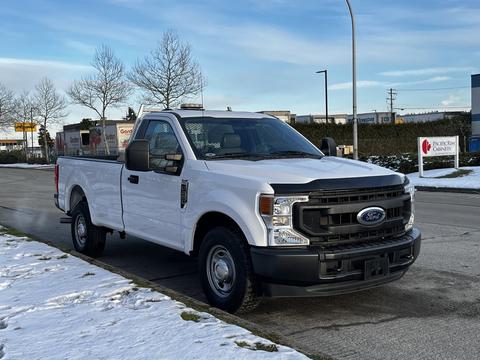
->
[64,40,96,56]
[379,67,476,77]
[330,80,385,91]
[330,76,451,91]
[441,94,463,106]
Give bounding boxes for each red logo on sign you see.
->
[422,139,431,155]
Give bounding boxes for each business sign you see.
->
[417,136,459,177]
[15,122,37,132]
[419,137,457,157]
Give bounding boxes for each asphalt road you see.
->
[1,167,479,359]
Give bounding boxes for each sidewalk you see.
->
[0,227,307,360]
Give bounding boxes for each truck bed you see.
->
[57,156,125,231]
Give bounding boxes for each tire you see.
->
[199,227,260,313]
[70,201,106,257]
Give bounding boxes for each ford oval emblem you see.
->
[357,207,386,226]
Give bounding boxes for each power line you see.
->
[396,106,470,110]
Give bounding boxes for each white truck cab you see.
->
[55,106,421,313]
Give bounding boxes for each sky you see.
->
[1,0,480,133]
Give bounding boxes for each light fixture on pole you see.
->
[315,70,329,124]
[345,0,358,159]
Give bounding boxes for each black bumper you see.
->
[250,228,421,297]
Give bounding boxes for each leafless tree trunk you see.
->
[0,83,15,131]
[128,30,204,109]
[34,78,68,163]
[67,45,131,155]
[15,91,38,159]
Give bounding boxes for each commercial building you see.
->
[399,111,466,123]
[296,114,348,125]
[347,112,393,124]
[471,74,480,151]
[258,111,295,123]
[0,139,26,151]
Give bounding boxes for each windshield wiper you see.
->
[208,152,270,160]
[269,151,323,159]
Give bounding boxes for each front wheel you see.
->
[70,201,106,257]
[199,227,260,313]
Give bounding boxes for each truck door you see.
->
[122,119,184,251]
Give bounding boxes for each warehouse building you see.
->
[400,111,466,123]
[258,111,295,123]
[296,114,348,125]
[471,74,480,152]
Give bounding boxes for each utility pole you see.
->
[345,0,358,159]
[387,88,397,124]
[315,70,328,123]
[30,107,35,158]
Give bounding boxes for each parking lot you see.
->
[0,167,479,359]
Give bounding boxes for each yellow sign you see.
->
[15,122,37,132]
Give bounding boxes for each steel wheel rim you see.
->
[75,214,87,248]
[206,245,236,298]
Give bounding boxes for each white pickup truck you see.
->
[55,105,421,313]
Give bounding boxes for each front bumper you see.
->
[250,227,421,297]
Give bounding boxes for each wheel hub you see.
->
[75,215,87,247]
[206,245,236,298]
[214,259,230,282]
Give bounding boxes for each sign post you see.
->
[417,136,459,178]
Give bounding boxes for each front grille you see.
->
[293,185,411,246]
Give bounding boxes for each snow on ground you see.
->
[407,166,480,189]
[0,163,54,169]
[0,229,306,360]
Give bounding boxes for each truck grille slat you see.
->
[293,185,410,246]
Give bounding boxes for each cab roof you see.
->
[146,109,275,120]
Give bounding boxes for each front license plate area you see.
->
[364,256,389,280]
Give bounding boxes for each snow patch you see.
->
[407,166,480,189]
[0,163,54,169]
[0,229,306,359]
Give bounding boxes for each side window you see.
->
[144,121,182,172]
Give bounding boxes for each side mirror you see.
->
[125,140,149,171]
[320,137,337,156]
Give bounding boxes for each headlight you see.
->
[404,181,415,231]
[259,195,310,246]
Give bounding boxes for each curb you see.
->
[0,225,330,360]
[415,186,480,194]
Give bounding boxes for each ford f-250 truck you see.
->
[55,105,421,313]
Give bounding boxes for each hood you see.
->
[204,156,404,185]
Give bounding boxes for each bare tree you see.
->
[448,114,471,153]
[128,30,204,109]
[0,83,15,131]
[67,45,131,154]
[34,77,68,163]
[14,91,38,158]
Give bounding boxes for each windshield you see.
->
[182,117,323,160]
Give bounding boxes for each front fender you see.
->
[183,188,270,253]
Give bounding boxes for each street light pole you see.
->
[315,70,328,123]
[345,0,358,159]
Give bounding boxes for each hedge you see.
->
[293,120,467,156]
[363,152,480,174]
[0,150,49,164]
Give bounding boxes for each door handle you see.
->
[128,175,139,184]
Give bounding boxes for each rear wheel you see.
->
[199,227,260,313]
[70,201,106,257]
